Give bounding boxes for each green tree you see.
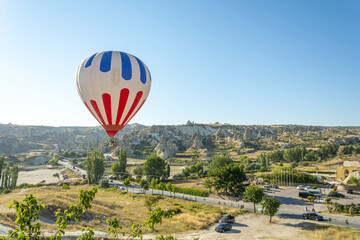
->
[118,149,127,175]
[1,166,10,189]
[208,155,233,176]
[261,197,281,223]
[208,163,246,196]
[53,173,60,181]
[123,177,131,192]
[157,182,166,195]
[111,162,122,179]
[349,176,359,185]
[144,195,161,211]
[143,154,167,180]
[85,150,105,184]
[133,165,143,176]
[10,166,18,189]
[100,179,110,189]
[244,185,265,213]
[0,156,4,181]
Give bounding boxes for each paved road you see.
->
[110,182,360,230]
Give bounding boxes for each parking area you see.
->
[264,186,360,212]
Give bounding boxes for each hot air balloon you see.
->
[76,51,151,141]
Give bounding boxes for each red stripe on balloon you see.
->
[90,100,106,125]
[102,93,112,125]
[115,88,130,125]
[121,91,143,125]
[124,99,146,126]
[84,102,102,125]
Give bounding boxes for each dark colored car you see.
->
[299,192,315,198]
[347,189,353,194]
[302,213,324,221]
[215,223,232,233]
[328,193,345,198]
[219,214,235,223]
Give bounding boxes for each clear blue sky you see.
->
[0,0,359,127]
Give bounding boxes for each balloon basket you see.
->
[108,138,117,149]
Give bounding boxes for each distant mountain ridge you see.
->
[0,123,147,155]
[1,123,359,158]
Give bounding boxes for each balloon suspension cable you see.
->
[109,137,117,149]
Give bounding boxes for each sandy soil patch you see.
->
[17,168,61,185]
[175,214,311,240]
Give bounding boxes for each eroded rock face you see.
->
[329,137,360,145]
[117,124,327,158]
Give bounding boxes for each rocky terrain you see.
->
[117,124,333,159]
[1,123,360,160]
[0,123,146,155]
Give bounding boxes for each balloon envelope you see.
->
[76,51,151,137]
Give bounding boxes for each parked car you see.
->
[307,189,321,197]
[347,189,353,194]
[215,223,232,233]
[40,180,46,183]
[299,192,315,198]
[262,185,271,190]
[297,185,305,190]
[270,184,279,189]
[328,193,345,198]
[219,214,235,223]
[302,213,324,221]
[304,186,312,190]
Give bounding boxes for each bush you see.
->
[61,184,70,190]
[2,189,12,194]
[99,179,110,189]
[312,185,317,189]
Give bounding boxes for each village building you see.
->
[336,161,360,181]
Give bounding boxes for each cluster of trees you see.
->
[342,144,360,155]
[0,156,19,191]
[62,151,87,158]
[244,185,281,223]
[174,162,204,178]
[205,155,248,196]
[85,151,105,184]
[256,144,339,165]
[111,149,127,179]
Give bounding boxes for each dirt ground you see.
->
[17,168,61,185]
[173,214,315,240]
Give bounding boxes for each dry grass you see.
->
[303,226,360,240]
[0,185,248,234]
[172,179,208,190]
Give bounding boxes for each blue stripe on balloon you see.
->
[134,56,146,84]
[100,51,112,72]
[85,53,97,68]
[120,52,132,80]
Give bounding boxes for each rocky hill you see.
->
[1,123,360,159]
[0,123,146,155]
[117,124,332,159]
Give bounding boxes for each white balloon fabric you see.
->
[76,51,151,137]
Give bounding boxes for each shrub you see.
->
[324,198,331,204]
[3,189,12,194]
[61,184,70,190]
[312,185,317,189]
[99,179,109,189]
